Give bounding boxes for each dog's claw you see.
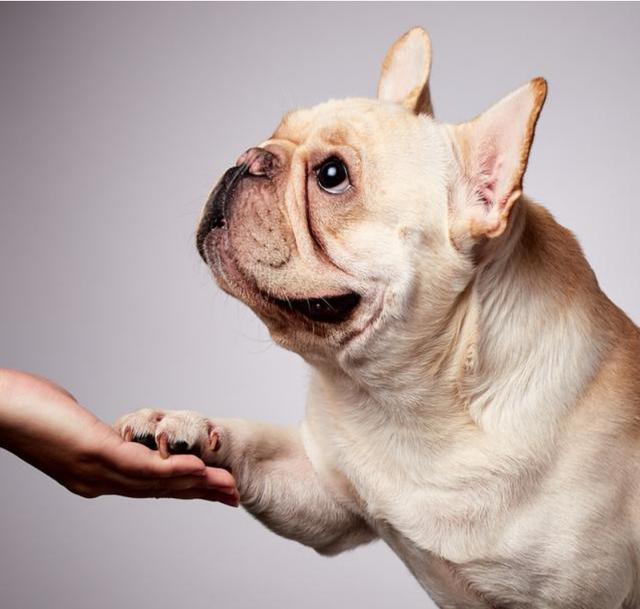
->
[157,433,170,459]
[209,428,220,452]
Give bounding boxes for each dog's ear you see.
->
[450,78,547,241]
[377,27,433,116]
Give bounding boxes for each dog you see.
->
[115,28,640,608]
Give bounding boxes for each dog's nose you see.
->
[236,147,279,177]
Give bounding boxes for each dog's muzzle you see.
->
[196,147,278,261]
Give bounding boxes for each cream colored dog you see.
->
[116,28,640,608]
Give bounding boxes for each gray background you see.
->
[1,3,639,608]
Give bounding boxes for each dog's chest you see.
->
[309,413,583,608]
[327,424,502,557]
[310,427,503,603]
[339,453,497,606]
[336,457,537,609]
[322,425,636,609]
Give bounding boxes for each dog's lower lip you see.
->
[271,292,361,324]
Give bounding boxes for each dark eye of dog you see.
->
[316,157,350,194]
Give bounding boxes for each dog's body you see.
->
[116,29,640,608]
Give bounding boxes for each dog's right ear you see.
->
[377,27,433,116]
[449,78,548,243]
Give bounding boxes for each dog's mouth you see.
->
[204,231,362,326]
[270,292,361,324]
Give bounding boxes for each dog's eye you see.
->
[316,157,350,194]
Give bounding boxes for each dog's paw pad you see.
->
[167,439,200,456]
[133,433,158,451]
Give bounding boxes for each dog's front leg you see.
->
[115,409,376,555]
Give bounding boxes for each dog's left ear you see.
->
[450,78,547,241]
[377,27,433,116]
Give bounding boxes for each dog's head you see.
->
[197,28,546,364]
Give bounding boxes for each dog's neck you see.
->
[460,200,608,440]
[313,198,608,448]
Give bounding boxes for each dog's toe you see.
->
[116,409,216,460]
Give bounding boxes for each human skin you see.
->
[0,368,239,505]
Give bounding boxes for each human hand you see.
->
[0,369,239,505]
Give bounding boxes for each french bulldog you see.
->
[115,28,640,608]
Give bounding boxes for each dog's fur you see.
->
[116,29,640,608]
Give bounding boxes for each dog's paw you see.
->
[114,409,222,460]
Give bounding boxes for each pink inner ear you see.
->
[454,79,546,239]
[476,144,503,211]
[474,124,519,216]
[479,181,496,211]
